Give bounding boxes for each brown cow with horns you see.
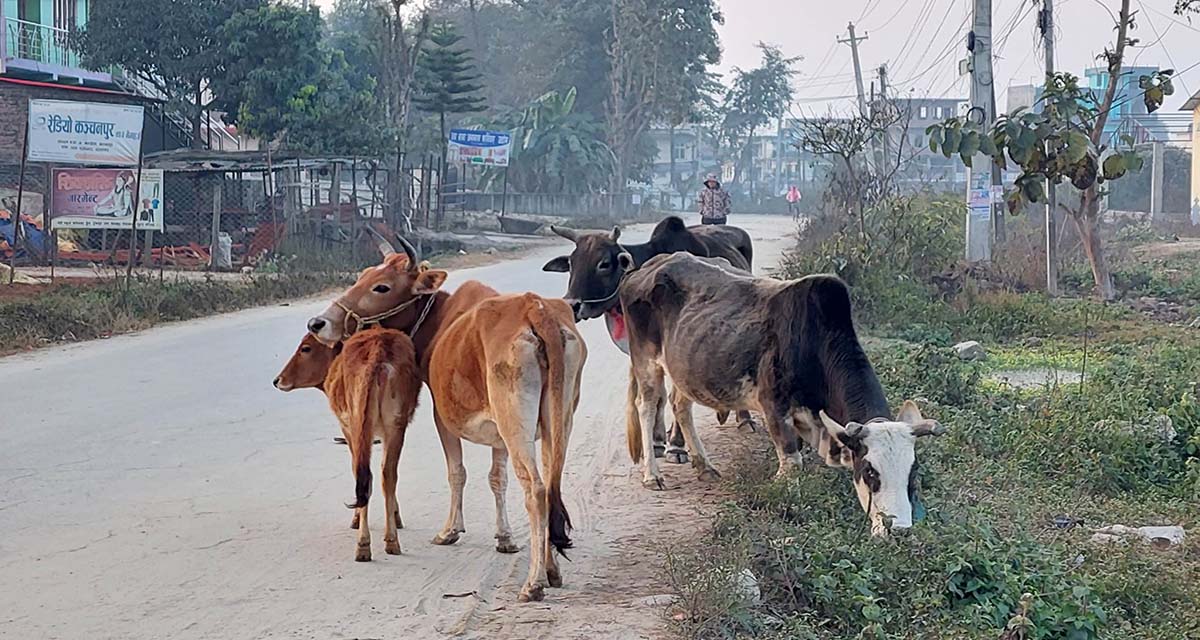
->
[306,233,587,603]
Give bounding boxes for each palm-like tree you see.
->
[477,87,615,194]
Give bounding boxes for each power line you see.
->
[888,0,939,73]
[1137,0,1191,96]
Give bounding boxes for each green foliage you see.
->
[413,22,486,121]
[213,4,327,143]
[924,71,1172,214]
[472,88,614,193]
[72,0,263,141]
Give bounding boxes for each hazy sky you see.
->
[313,0,1200,113]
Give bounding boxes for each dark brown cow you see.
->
[620,253,946,536]
[543,215,756,461]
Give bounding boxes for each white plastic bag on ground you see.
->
[214,232,233,270]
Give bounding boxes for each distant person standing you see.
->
[786,185,802,221]
[698,174,731,225]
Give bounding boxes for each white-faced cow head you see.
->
[818,401,946,537]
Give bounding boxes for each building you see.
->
[1183,88,1200,223]
[883,96,968,190]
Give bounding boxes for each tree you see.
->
[211,4,327,145]
[720,43,799,196]
[606,0,724,192]
[474,88,615,194]
[413,22,487,169]
[73,0,263,148]
[927,0,1172,299]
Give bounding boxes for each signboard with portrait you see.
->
[447,128,512,166]
[49,168,164,231]
[27,100,145,166]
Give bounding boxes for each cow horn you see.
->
[394,232,420,269]
[551,225,579,242]
[367,227,395,257]
[610,226,621,242]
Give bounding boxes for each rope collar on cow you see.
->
[335,293,437,339]
[577,254,639,308]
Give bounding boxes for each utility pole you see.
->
[1040,0,1058,294]
[839,22,870,118]
[878,64,893,166]
[965,0,1001,262]
[1150,140,1165,220]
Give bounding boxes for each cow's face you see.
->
[274,334,337,391]
[543,226,633,321]
[820,401,945,537]
[307,254,447,345]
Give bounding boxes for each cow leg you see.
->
[665,419,689,464]
[633,360,668,490]
[489,447,519,554]
[736,410,757,431]
[489,336,549,602]
[346,439,371,562]
[669,388,719,481]
[650,383,668,459]
[432,418,466,546]
[762,404,804,478]
[381,431,404,556]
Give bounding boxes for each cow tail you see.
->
[345,365,380,511]
[626,365,643,463]
[529,301,574,557]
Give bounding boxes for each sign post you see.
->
[447,128,512,167]
[7,123,29,284]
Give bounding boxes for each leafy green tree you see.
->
[720,43,800,195]
[73,0,263,148]
[475,87,614,194]
[606,0,724,191]
[926,0,1170,299]
[211,4,327,145]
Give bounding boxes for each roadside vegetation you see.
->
[669,195,1200,639]
[0,251,360,356]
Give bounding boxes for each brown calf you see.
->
[274,329,421,561]
[308,242,587,603]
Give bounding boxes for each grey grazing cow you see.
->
[543,216,757,462]
[619,252,946,536]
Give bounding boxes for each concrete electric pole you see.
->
[839,22,870,118]
[1040,0,1058,294]
[878,64,893,166]
[965,0,1002,262]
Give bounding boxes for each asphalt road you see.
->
[0,214,792,640]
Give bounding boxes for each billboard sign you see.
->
[447,128,512,166]
[27,100,145,166]
[50,168,164,231]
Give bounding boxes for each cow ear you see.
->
[611,226,621,242]
[897,400,923,425]
[412,269,447,294]
[543,256,570,272]
[617,251,634,271]
[912,420,947,437]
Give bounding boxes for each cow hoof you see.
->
[739,418,757,432]
[395,511,403,530]
[385,539,402,555]
[518,584,545,603]
[350,513,360,530]
[643,477,667,491]
[432,531,461,546]
[698,467,722,482]
[495,537,520,554]
[547,569,563,588]
[665,448,689,465]
[653,444,666,458]
[716,410,730,425]
[355,543,372,562]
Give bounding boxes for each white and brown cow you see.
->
[307,237,587,602]
[619,252,946,536]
